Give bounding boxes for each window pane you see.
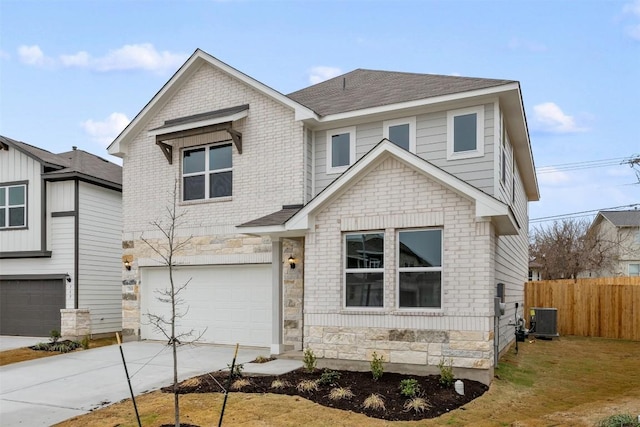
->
[210,171,232,198]
[0,209,5,227]
[183,175,205,200]
[0,188,5,206]
[399,230,441,267]
[399,271,441,308]
[346,272,384,307]
[453,113,477,152]
[183,148,206,174]
[8,186,24,205]
[210,145,232,171]
[346,233,384,269]
[389,124,410,151]
[331,133,350,167]
[8,207,25,227]
[630,264,640,276]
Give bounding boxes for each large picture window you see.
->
[345,233,384,307]
[398,229,442,308]
[182,143,232,201]
[0,184,26,229]
[447,106,484,160]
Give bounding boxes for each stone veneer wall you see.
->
[60,308,91,339]
[283,238,304,350]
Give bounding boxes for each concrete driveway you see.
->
[0,340,301,426]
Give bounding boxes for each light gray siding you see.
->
[312,103,497,197]
[78,182,122,334]
[0,147,43,252]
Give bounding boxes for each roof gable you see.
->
[0,135,69,169]
[107,49,315,157]
[596,210,640,228]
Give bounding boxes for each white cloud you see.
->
[18,45,53,66]
[626,23,640,40]
[508,37,547,52]
[91,44,187,72]
[308,66,343,84]
[623,0,640,16]
[60,51,91,67]
[622,1,640,40]
[532,102,587,134]
[81,113,130,146]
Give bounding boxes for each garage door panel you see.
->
[0,279,65,336]
[141,265,272,347]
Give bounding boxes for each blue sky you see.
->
[1,0,639,224]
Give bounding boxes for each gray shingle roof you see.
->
[287,69,515,117]
[150,104,249,131]
[238,205,303,227]
[1,135,121,188]
[600,210,640,227]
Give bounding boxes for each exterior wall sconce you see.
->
[124,259,131,271]
[288,256,296,269]
[65,274,71,283]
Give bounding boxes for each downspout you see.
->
[74,178,79,309]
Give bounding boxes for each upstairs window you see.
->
[327,127,355,174]
[383,117,416,152]
[345,232,384,307]
[182,143,232,201]
[630,263,640,277]
[447,106,484,160]
[398,229,442,308]
[0,184,26,229]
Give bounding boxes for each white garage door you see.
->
[140,264,272,347]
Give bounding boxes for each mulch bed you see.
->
[162,367,488,422]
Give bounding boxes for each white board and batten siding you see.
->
[0,147,43,252]
[77,182,123,334]
[312,103,497,198]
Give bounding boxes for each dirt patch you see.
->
[164,368,487,422]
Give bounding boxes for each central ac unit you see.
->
[530,307,559,338]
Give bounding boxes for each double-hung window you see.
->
[0,184,27,229]
[398,229,442,308]
[383,117,416,153]
[630,263,640,277]
[345,233,384,307]
[327,127,355,174]
[447,106,484,160]
[182,143,232,201]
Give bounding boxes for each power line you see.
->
[529,203,640,223]
[536,157,633,174]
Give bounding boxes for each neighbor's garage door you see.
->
[0,278,65,336]
[140,265,272,347]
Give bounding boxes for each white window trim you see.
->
[326,126,356,175]
[344,231,385,310]
[446,106,485,160]
[182,142,233,201]
[396,228,443,311]
[383,117,416,153]
[0,183,27,229]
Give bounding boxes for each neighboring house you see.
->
[585,210,640,277]
[0,136,122,337]
[528,260,543,281]
[108,49,539,384]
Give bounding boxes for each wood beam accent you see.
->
[154,121,243,163]
[156,141,173,164]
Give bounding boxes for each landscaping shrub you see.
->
[318,369,341,386]
[370,351,385,381]
[399,378,421,397]
[595,413,640,427]
[303,347,317,373]
[438,357,454,387]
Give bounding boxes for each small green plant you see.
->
[399,378,421,397]
[80,335,90,350]
[438,357,455,387]
[270,379,291,390]
[49,330,61,343]
[403,397,431,413]
[296,379,319,393]
[230,378,251,391]
[252,355,271,363]
[595,413,640,427]
[302,347,317,373]
[362,393,385,411]
[227,362,244,379]
[318,369,341,386]
[327,387,354,400]
[370,351,385,381]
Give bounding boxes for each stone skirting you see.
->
[304,326,494,370]
[60,308,91,339]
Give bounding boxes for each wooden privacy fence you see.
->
[524,277,640,341]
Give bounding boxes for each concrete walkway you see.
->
[0,340,302,426]
[0,336,48,352]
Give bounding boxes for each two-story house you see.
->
[0,136,122,338]
[108,49,539,384]
[587,210,640,277]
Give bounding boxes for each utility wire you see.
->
[530,203,640,223]
[536,157,633,174]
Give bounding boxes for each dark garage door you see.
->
[0,278,65,336]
